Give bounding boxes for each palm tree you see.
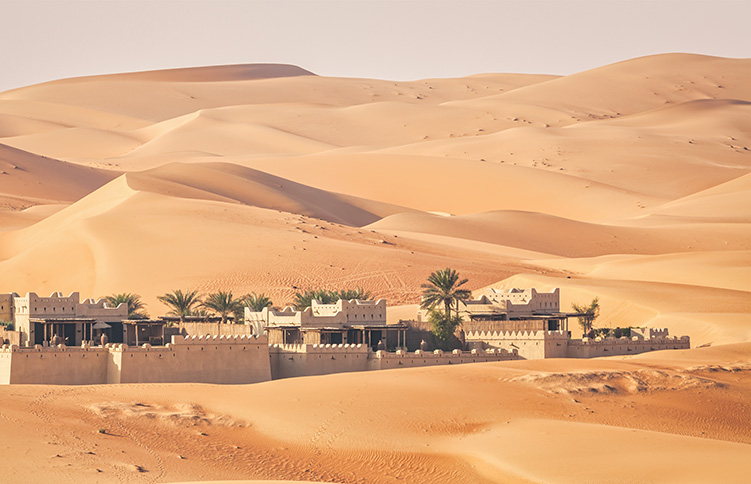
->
[157,289,202,323]
[420,268,471,320]
[292,288,337,310]
[335,287,372,301]
[243,293,273,312]
[202,290,244,324]
[105,293,148,319]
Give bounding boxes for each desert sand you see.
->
[0,53,749,482]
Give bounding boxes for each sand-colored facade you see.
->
[0,335,270,385]
[466,329,690,360]
[10,292,127,347]
[249,298,406,349]
[0,293,16,323]
[268,343,515,379]
[0,288,690,384]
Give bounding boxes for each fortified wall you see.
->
[269,343,518,379]
[466,328,690,360]
[565,334,691,358]
[0,335,270,385]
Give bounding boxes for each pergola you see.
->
[347,322,409,350]
[123,319,167,346]
[30,317,96,346]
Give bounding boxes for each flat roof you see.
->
[30,317,96,323]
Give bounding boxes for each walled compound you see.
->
[413,287,690,360]
[0,289,689,385]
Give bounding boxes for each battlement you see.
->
[571,334,689,346]
[0,343,106,355]
[374,347,516,359]
[269,343,367,354]
[630,327,670,340]
[465,329,569,340]
[171,334,266,345]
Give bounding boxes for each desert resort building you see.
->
[0,288,689,385]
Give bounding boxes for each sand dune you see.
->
[449,53,751,118]
[0,143,118,208]
[384,98,750,199]
[631,172,751,224]
[246,153,664,221]
[124,162,414,226]
[367,210,750,257]
[0,170,539,311]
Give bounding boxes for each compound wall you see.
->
[0,345,109,385]
[566,336,691,358]
[269,343,369,379]
[1,335,271,385]
[467,330,690,360]
[369,348,517,371]
[466,330,570,360]
[269,344,519,379]
[110,335,270,384]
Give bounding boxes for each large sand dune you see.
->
[0,55,749,482]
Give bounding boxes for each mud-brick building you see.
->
[247,299,408,351]
[10,292,128,347]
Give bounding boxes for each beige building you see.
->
[12,292,128,346]
[0,293,17,324]
[247,299,407,350]
[459,288,562,321]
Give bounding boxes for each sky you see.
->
[1,0,750,92]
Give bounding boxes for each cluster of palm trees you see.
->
[292,287,372,310]
[106,286,375,325]
[105,290,274,324]
[157,290,274,324]
[105,293,148,319]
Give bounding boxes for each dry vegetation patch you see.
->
[87,401,247,428]
[510,368,725,395]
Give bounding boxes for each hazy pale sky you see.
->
[1,0,749,92]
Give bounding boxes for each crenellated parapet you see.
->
[466,329,569,341]
[1,343,106,354]
[567,333,690,358]
[171,334,267,345]
[373,347,516,359]
[270,343,368,354]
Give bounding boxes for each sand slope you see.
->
[0,143,118,208]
